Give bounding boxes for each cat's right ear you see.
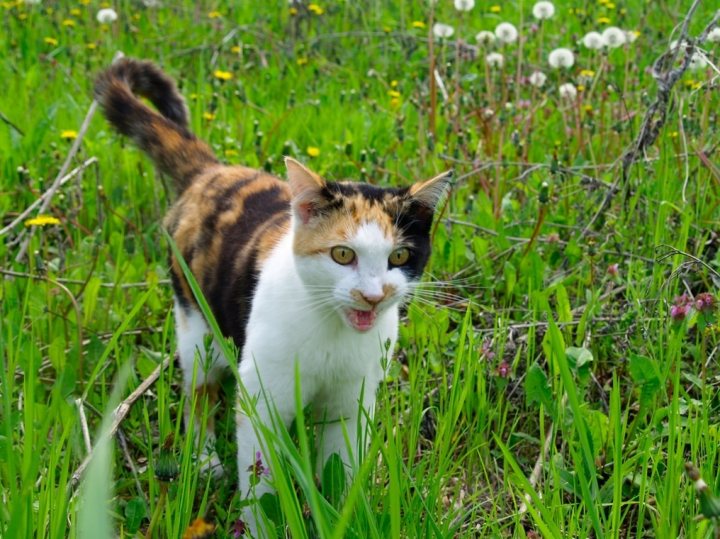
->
[285,157,327,225]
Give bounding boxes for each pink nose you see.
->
[360,292,385,306]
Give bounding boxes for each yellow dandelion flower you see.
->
[70,8,81,16]
[577,84,586,92]
[79,0,90,4]
[619,8,627,15]
[289,7,298,15]
[388,90,401,98]
[580,69,595,78]
[86,42,97,49]
[44,37,58,46]
[598,0,607,4]
[670,131,679,138]
[25,215,61,227]
[597,16,611,24]
[605,1,616,8]
[182,518,215,539]
[208,10,221,18]
[231,45,241,53]
[224,149,239,157]
[583,104,593,113]
[189,93,199,100]
[390,97,401,108]
[691,81,702,90]
[61,130,78,140]
[411,21,426,29]
[203,112,215,121]
[213,70,232,81]
[308,3,324,15]
[62,18,76,26]
[18,12,26,20]
[490,5,501,13]
[306,146,320,157]
[390,80,398,88]
[382,26,391,33]
[296,57,308,66]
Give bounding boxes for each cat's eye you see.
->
[331,246,356,265]
[389,247,410,266]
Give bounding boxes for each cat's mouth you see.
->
[345,308,377,332]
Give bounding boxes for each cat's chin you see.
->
[344,308,377,332]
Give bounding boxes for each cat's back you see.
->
[165,164,292,346]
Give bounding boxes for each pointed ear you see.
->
[407,169,454,209]
[285,157,327,224]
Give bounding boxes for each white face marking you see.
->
[293,221,412,331]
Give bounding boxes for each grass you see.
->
[2,0,720,537]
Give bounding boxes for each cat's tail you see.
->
[94,58,218,192]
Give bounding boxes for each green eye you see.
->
[331,246,356,265]
[389,247,410,266]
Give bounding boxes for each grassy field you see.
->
[2,0,720,537]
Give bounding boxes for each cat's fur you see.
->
[95,58,450,527]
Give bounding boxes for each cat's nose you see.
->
[360,291,385,307]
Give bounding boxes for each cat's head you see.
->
[285,157,452,333]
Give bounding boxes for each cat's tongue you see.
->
[347,309,377,332]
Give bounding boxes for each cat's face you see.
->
[285,158,451,332]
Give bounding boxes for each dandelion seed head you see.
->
[432,22,454,39]
[548,47,575,69]
[689,52,707,71]
[532,1,555,20]
[495,22,518,44]
[96,7,118,23]
[602,26,626,48]
[475,30,496,45]
[454,0,474,12]
[485,52,504,68]
[708,27,720,43]
[559,82,577,100]
[528,71,547,87]
[582,31,604,50]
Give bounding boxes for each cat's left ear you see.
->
[407,169,454,210]
[285,157,327,224]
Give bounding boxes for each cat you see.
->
[95,58,451,531]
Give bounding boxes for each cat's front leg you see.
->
[316,378,378,478]
[235,355,303,536]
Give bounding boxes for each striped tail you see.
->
[94,58,218,192]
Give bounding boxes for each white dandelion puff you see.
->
[582,31,604,50]
[475,31,496,45]
[532,1,555,20]
[602,26,626,48]
[454,0,475,12]
[96,8,118,23]
[495,22,519,44]
[528,71,547,87]
[548,47,575,69]
[433,23,455,39]
[486,52,504,68]
[708,28,720,43]
[559,83,577,100]
[689,52,708,71]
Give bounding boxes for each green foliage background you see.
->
[2,0,720,537]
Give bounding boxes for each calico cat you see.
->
[95,58,451,527]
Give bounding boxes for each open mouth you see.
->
[345,308,377,332]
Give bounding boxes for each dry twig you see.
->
[68,355,171,491]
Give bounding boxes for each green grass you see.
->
[2,0,720,537]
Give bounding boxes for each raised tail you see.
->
[94,58,218,192]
